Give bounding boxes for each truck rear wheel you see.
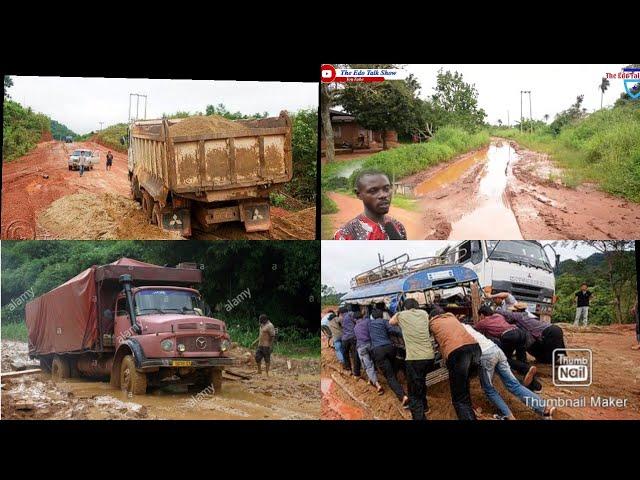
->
[120,355,147,395]
[51,355,70,381]
[141,193,153,222]
[39,357,52,373]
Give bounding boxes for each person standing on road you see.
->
[106,150,113,171]
[463,323,555,420]
[254,314,276,376]
[369,308,409,407]
[328,308,346,365]
[334,170,407,240]
[79,154,86,177]
[390,298,435,420]
[354,309,384,395]
[573,283,593,327]
[428,306,481,420]
[321,310,335,347]
[341,307,361,378]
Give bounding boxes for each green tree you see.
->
[4,75,13,98]
[599,77,610,109]
[549,95,587,135]
[429,69,486,132]
[338,70,423,150]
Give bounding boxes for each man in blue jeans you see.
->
[354,310,384,394]
[328,309,346,365]
[463,323,556,420]
[341,307,361,377]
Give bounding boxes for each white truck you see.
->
[438,240,559,322]
[68,149,100,171]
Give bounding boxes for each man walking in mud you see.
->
[334,170,407,240]
[573,283,593,326]
[79,153,86,177]
[106,151,113,171]
[254,314,276,376]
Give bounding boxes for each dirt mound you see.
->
[37,192,181,240]
[169,116,251,137]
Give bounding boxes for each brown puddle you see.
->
[54,376,317,420]
[321,377,364,420]
[449,142,522,239]
[413,148,488,196]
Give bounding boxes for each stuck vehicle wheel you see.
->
[151,203,160,226]
[68,165,72,171]
[51,355,70,381]
[39,356,52,373]
[120,355,147,395]
[210,368,223,394]
[141,193,153,222]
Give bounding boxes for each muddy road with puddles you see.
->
[1,141,315,240]
[323,139,640,240]
[1,340,319,420]
[321,323,640,420]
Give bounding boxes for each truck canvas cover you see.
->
[25,258,203,355]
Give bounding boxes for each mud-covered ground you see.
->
[1,340,320,420]
[321,322,640,420]
[322,139,640,240]
[1,141,316,240]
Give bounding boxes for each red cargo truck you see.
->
[25,258,234,395]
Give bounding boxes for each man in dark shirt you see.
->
[573,283,593,327]
[334,170,407,240]
[504,303,566,364]
[369,308,408,406]
[341,308,361,377]
[477,305,537,388]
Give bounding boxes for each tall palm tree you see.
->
[497,119,502,127]
[544,114,549,123]
[599,77,610,109]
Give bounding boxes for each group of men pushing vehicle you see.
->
[322,291,567,420]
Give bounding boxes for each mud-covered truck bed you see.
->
[128,112,293,236]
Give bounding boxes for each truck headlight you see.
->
[177,343,186,352]
[221,339,231,352]
[161,339,174,352]
[543,298,552,303]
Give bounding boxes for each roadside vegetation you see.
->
[493,102,640,202]
[2,99,51,162]
[1,241,320,356]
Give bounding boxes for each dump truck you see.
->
[25,258,234,395]
[125,113,293,237]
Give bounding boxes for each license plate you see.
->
[171,360,192,367]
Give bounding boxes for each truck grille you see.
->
[177,336,220,352]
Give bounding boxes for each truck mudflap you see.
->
[240,200,271,232]
[139,357,235,371]
[194,200,272,232]
[157,208,191,237]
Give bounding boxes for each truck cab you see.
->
[109,282,233,395]
[439,240,558,321]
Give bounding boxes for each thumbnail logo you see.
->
[320,64,337,83]
[605,67,640,100]
[552,348,592,387]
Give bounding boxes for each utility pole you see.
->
[507,110,510,128]
[528,90,533,134]
[98,122,104,131]
[128,93,148,122]
[520,91,523,133]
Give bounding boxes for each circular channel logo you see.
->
[320,64,336,83]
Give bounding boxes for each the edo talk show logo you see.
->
[605,67,640,99]
[320,65,406,83]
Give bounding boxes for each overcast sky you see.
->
[321,241,623,293]
[6,77,318,134]
[403,64,628,125]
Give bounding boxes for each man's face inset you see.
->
[356,174,392,216]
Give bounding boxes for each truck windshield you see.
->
[72,150,83,156]
[486,241,551,271]
[135,289,205,316]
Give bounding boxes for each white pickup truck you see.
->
[68,149,100,171]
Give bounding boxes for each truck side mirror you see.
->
[555,254,561,273]
[103,309,114,321]
[120,136,126,145]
